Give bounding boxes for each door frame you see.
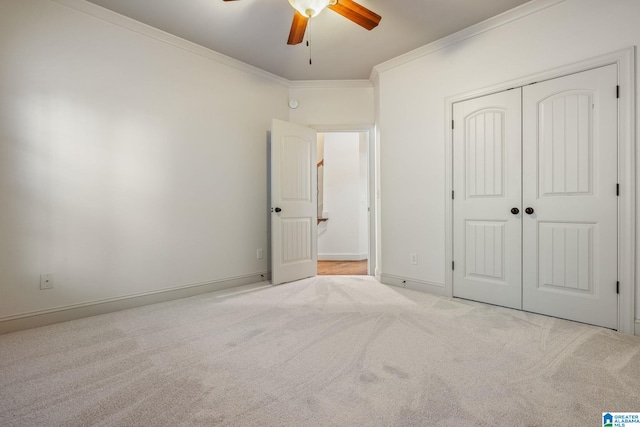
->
[311,125,378,277]
[444,47,636,334]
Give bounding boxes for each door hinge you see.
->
[616,85,620,99]
[617,183,620,196]
[452,261,455,270]
[452,190,455,200]
[616,281,620,294]
[452,120,454,130]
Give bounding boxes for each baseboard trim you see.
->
[380,274,446,296]
[635,320,640,337]
[318,254,368,261]
[0,272,271,335]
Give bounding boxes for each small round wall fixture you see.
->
[288,99,299,109]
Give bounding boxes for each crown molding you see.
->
[370,0,566,80]
[49,0,291,87]
[46,0,562,90]
[369,67,380,85]
[289,80,373,89]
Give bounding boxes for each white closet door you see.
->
[453,89,522,309]
[522,65,618,329]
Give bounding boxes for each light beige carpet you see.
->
[1,276,639,426]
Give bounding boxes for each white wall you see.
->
[317,132,367,260]
[0,0,288,322]
[288,82,374,126]
[374,0,639,329]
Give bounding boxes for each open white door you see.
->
[271,119,318,285]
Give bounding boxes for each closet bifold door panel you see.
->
[522,65,618,329]
[452,89,523,310]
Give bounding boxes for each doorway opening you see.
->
[316,131,371,275]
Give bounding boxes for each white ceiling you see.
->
[85,0,531,81]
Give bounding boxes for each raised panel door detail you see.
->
[281,137,311,201]
[281,218,311,264]
[465,109,505,199]
[538,222,594,293]
[271,119,317,286]
[465,221,505,282]
[454,89,522,310]
[523,64,617,329]
[538,91,594,197]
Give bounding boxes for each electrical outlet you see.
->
[410,253,418,265]
[40,273,54,290]
[257,248,263,260]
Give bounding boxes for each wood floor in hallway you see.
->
[317,260,368,275]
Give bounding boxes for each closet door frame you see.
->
[444,47,636,334]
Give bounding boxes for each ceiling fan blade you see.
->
[287,11,308,45]
[328,0,381,30]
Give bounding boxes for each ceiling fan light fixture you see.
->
[288,0,333,18]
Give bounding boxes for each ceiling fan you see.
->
[223,0,382,45]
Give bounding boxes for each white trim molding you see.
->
[370,0,566,80]
[380,274,446,296]
[289,80,373,89]
[444,47,636,334]
[49,0,290,87]
[310,124,375,132]
[0,272,271,335]
[50,0,377,90]
[311,125,378,277]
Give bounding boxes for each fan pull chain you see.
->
[307,19,312,65]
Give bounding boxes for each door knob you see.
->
[274,207,282,213]
[510,207,519,215]
[525,207,534,215]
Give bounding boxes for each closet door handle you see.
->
[525,207,534,215]
[510,207,519,215]
[274,207,282,213]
